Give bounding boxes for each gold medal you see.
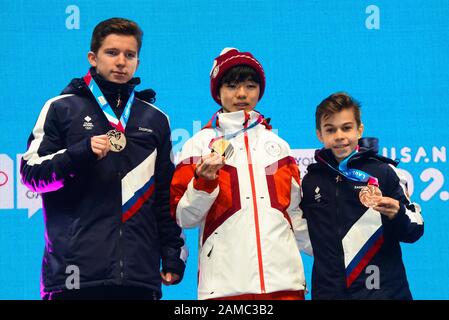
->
[359,184,382,208]
[210,139,234,160]
[107,129,126,152]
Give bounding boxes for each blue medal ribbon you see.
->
[83,70,135,132]
[207,111,264,149]
[317,147,379,185]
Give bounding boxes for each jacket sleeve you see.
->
[384,164,424,243]
[170,135,219,228]
[20,97,97,193]
[154,115,187,282]
[287,156,313,256]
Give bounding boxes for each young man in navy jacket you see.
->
[300,92,423,299]
[21,18,187,300]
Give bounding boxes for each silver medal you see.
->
[107,129,126,152]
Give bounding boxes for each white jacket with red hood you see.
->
[170,109,312,299]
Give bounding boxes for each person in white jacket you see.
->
[170,48,312,300]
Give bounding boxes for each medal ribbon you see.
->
[207,111,264,149]
[83,70,135,133]
[316,147,379,185]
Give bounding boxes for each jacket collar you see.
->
[218,110,259,132]
[60,67,140,97]
[203,109,271,133]
[89,67,140,97]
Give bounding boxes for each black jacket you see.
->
[300,146,424,299]
[20,72,186,298]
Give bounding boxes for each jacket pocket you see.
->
[199,233,220,295]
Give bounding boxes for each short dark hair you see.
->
[90,18,143,54]
[315,92,362,130]
[219,65,261,90]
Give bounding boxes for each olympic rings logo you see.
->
[0,171,8,187]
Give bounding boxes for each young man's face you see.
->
[317,108,364,163]
[218,80,260,113]
[88,34,139,84]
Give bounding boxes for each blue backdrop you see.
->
[1,0,448,299]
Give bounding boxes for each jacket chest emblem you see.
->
[314,186,322,202]
[264,141,281,157]
[83,116,94,130]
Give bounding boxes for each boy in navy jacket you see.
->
[20,18,186,300]
[300,92,423,299]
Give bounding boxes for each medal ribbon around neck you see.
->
[83,70,135,133]
[316,146,379,185]
[207,111,264,149]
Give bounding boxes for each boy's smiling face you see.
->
[317,108,364,163]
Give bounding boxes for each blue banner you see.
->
[1,0,447,299]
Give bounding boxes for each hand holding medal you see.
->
[359,175,400,220]
[195,152,225,180]
[91,134,111,160]
[372,197,401,220]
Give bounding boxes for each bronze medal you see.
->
[359,184,382,208]
[107,129,126,152]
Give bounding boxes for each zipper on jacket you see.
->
[119,228,124,283]
[335,174,347,291]
[335,176,343,238]
[244,130,266,294]
[118,171,124,284]
[207,245,214,258]
[335,175,342,237]
[116,93,121,108]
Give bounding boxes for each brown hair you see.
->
[315,92,361,130]
[90,18,143,54]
